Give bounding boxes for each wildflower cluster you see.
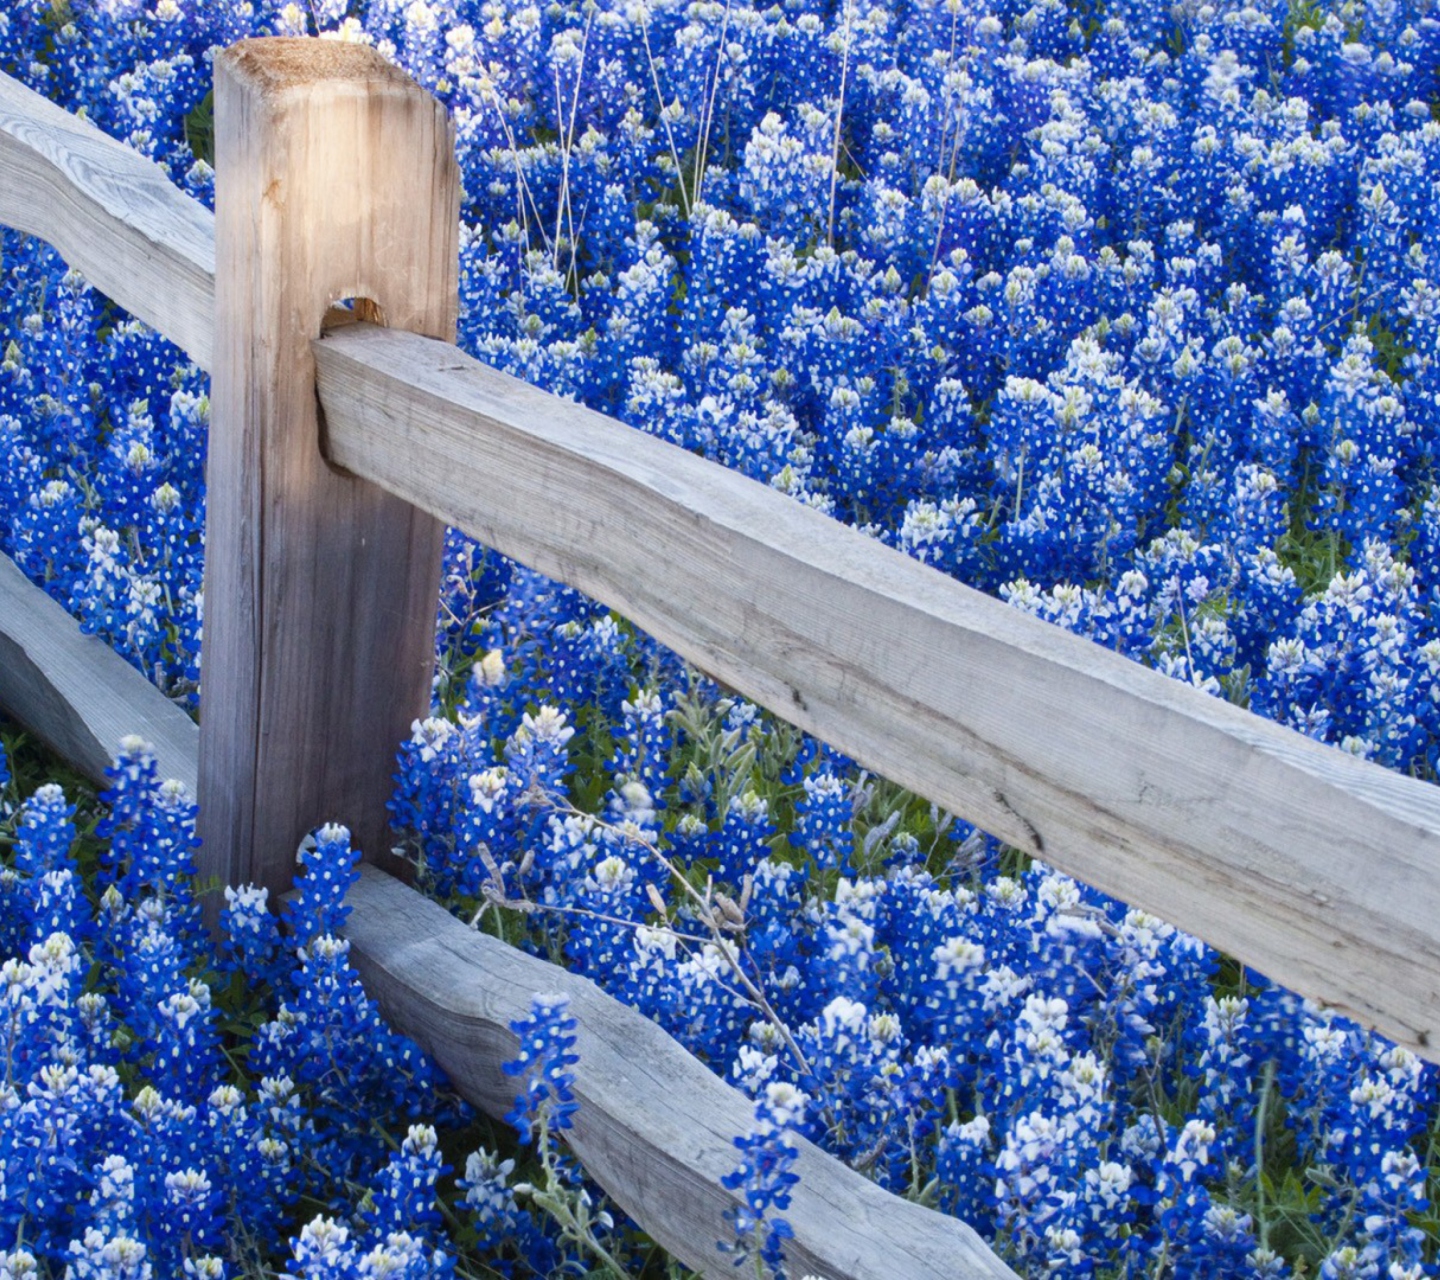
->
[0,734,652,1276]
[388,627,1440,1274]
[5,0,1440,1274]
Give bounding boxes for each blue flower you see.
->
[503,992,580,1144]
[721,1081,808,1278]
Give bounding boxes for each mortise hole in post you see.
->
[317,296,386,473]
[321,294,386,334]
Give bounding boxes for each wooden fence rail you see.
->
[312,321,1440,1058]
[341,865,1014,1278]
[0,554,198,793]
[3,31,1440,1276]
[0,574,1010,1277]
[0,69,215,370]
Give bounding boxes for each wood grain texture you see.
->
[0,566,1015,1276]
[198,40,457,902]
[342,864,1018,1279]
[0,70,215,370]
[315,322,1440,1059]
[0,552,198,793]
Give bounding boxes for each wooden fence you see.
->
[3,35,1440,1278]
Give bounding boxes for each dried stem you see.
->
[826,0,855,248]
[480,788,813,1079]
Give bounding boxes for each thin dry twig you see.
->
[472,787,814,1079]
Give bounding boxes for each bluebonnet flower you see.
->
[281,822,361,948]
[460,1147,522,1256]
[98,737,201,919]
[218,883,287,990]
[794,770,851,873]
[11,0,1440,1274]
[503,992,580,1144]
[713,789,776,887]
[7,780,82,946]
[721,1080,808,1278]
[365,1124,449,1238]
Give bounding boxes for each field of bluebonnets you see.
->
[2,0,1440,1274]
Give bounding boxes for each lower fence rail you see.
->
[0,552,198,794]
[342,864,1016,1280]
[0,549,1016,1279]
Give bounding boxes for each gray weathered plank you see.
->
[342,864,1018,1280]
[197,40,455,902]
[0,70,215,370]
[0,560,1015,1274]
[315,321,1440,1059]
[0,552,198,793]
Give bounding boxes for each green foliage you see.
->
[0,714,106,882]
[1367,311,1414,384]
[185,88,215,170]
[665,684,795,828]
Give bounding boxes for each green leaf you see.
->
[185,87,215,168]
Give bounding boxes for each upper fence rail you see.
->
[314,323,1440,1057]
[3,60,1440,1059]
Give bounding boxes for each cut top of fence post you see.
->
[222,37,423,98]
[199,38,459,908]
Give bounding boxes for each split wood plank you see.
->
[315,321,1440,1061]
[0,552,198,794]
[0,577,1017,1276]
[0,70,215,370]
[198,40,456,901]
[341,863,1019,1280]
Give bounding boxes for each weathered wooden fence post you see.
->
[199,39,458,903]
